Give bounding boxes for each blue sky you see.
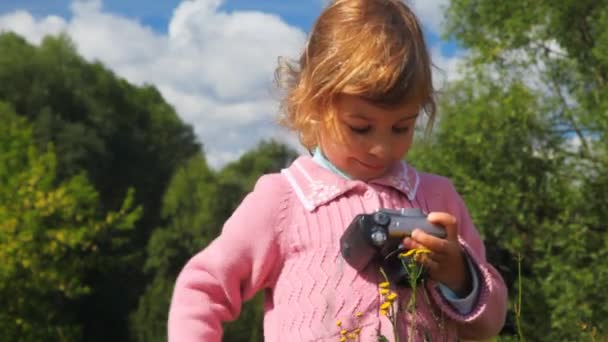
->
[0,1,320,31]
[0,0,459,54]
[0,0,463,167]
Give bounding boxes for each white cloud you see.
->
[431,44,466,91]
[0,10,67,44]
[406,0,465,89]
[0,0,307,168]
[408,0,449,35]
[0,0,461,168]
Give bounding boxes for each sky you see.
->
[0,0,465,168]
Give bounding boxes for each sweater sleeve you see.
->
[436,254,480,314]
[167,174,290,342]
[426,178,508,340]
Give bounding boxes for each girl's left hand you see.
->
[402,212,472,296]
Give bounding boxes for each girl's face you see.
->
[319,94,419,181]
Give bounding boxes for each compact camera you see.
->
[339,208,446,286]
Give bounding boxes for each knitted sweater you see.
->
[168,156,508,341]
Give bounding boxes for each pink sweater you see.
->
[168,156,508,341]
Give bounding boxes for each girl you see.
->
[168,0,508,341]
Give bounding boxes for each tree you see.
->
[0,32,200,340]
[408,76,570,338]
[132,141,298,342]
[0,104,141,341]
[406,0,608,339]
[443,0,607,159]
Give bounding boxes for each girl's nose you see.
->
[369,139,390,159]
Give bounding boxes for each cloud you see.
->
[0,10,67,44]
[431,44,466,91]
[0,0,306,168]
[408,0,465,88]
[408,0,449,35]
[0,0,461,168]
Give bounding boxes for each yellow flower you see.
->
[399,247,431,258]
[380,301,392,310]
[399,250,415,258]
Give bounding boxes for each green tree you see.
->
[219,140,299,190]
[0,104,141,341]
[131,154,222,342]
[409,77,570,338]
[0,32,200,340]
[132,141,297,342]
[407,0,608,339]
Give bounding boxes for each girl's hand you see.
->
[402,212,472,296]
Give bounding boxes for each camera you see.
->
[339,208,446,286]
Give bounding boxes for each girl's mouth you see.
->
[355,159,384,171]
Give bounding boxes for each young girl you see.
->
[168,0,508,341]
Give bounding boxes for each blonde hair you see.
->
[275,0,436,150]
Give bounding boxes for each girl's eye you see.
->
[349,125,371,134]
[392,126,410,134]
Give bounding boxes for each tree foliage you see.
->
[0,105,141,341]
[0,32,200,340]
[408,77,571,337]
[406,0,608,339]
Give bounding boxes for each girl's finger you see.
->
[416,253,439,273]
[427,212,458,241]
[411,229,450,254]
[402,237,415,249]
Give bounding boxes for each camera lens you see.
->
[370,227,387,246]
[373,212,390,226]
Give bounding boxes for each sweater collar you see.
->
[281,155,419,212]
